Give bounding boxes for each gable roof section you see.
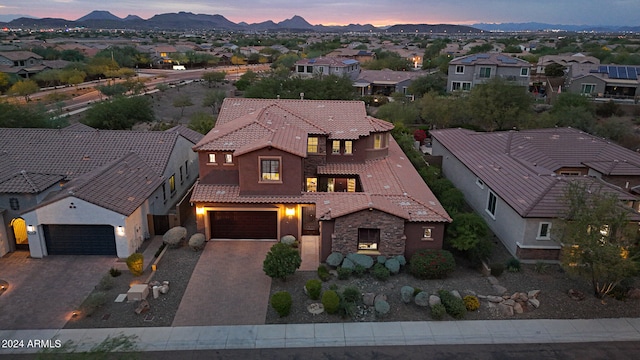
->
[450,53,530,67]
[0,126,199,194]
[431,127,640,218]
[31,153,163,216]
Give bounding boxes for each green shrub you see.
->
[371,263,390,281]
[506,257,521,272]
[341,286,361,303]
[337,266,352,280]
[329,283,339,291]
[322,290,340,314]
[305,279,322,300]
[409,249,456,279]
[263,243,302,281]
[438,289,467,319]
[97,274,115,291]
[109,267,121,277]
[270,291,292,317]
[317,264,331,281]
[463,295,480,311]
[490,263,505,277]
[430,303,446,320]
[126,253,144,276]
[81,291,108,316]
[534,261,548,274]
[353,264,367,277]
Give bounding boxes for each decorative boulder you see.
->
[188,233,206,251]
[374,300,390,316]
[346,253,374,269]
[401,286,414,304]
[280,235,296,246]
[163,226,187,247]
[341,257,355,270]
[377,256,387,265]
[414,292,430,307]
[385,258,401,274]
[429,295,441,307]
[363,293,376,306]
[326,252,344,267]
[451,290,462,299]
[395,255,407,267]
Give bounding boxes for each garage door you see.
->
[210,211,277,240]
[43,225,117,255]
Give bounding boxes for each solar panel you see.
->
[609,66,619,78]
[498,56,518,64]
[630,67,639,80]
[598,65,608,73]
[461,56,476,64]
[477,54,490,59]
[618,66,628,79]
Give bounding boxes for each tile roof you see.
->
[0,125,200,194]
[165,125,205,145]
[356,69,424,84]
[450,53,531,67]
[431,127,640,218]
[294,57,358,67]
[0,51,43,61]
[32,153,164,216]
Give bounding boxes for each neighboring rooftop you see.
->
[450,53,531,67]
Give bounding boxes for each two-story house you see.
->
[294,57,361,80]
[431,127,640,261]
[566,65,639,99]
[447,53,531,92]
[191,99,451,262]
[0,50,44,78]
[0,124,202,258]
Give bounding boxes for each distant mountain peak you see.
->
[123,15,143,21]
[278,15,314,29]
[77,10,121,22]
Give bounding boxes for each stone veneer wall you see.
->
[515,246,561,261]
[331,209,406,256]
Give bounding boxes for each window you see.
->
[559,171,580,176]
[422,227,434,240]
[452,81,471,91]
[455,65,464,74]
[373,134,383,149]
[297,65,304,73]
[306,177,317,192]
[306,66,313,73]
[479,67,491,78]
[162,184,166,203]
[9,198,19,211]
[344,141,353,155]
[179,166,184,184]
[358,228,380,251]
[537,222,551,240]
[208,153,216,163]
[260,158,281,181]
[332,140,341,154]
[327,178,335,192]
[486,191,497,218]
[185,160,189,178]
[520,67,529,76]
[581,83,596,95]
[307,137,318,153]
[224,153,233,164]
[347,178,356,192]
[169,174,176,194]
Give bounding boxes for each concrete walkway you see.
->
[172,241,274,326]
[299,235,320,271]
[2,318,640,354]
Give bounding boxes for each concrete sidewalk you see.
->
[2,318,640,354]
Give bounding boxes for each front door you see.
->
[302,205,319,235]
[11,218,28,250]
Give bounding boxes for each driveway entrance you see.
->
[172,240,274,326]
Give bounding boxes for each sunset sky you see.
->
[1,0,638,26]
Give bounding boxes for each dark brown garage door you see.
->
[43,224,117,255]
[210,211,277,240]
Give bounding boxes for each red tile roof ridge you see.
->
[255,103,328,135]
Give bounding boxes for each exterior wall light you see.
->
[285,207,295,218]
[117,226,125,236]
[26,225,36,234]
[196,207,205,215]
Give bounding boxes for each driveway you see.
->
[172,241,274,326]
[0,252,116,329]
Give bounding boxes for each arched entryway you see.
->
[10,218,28,250]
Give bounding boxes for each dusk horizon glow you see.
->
[1,1,639,27]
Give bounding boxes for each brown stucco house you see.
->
[190,98,450,261]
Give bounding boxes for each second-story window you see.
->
[260,157,281,182]
[332,140,341,154]
[344,141,353,155]
[374,134,383,149]
[479,67,492,78]
[225,154,233,164]
[208,153,216,163]
[307,137,318,153]
[520,67,529,76]
[455,65,464,74]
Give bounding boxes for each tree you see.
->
[188,112,216,135]
[0,72,10,93]
[202,90,226,115]
[467,77,533,131]
[8,80,39,102]
[202,71,226,88]
[173,94,194,118]
[263,243,301,281]
[82,96,153,129]
[408,74,447,97]
[545,63,566,77]
[558,181,639,299]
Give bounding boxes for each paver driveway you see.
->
[172,241,274,326]
[0,252,116,329]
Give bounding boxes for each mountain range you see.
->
[2,11,638,33]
